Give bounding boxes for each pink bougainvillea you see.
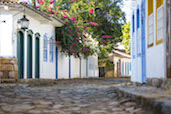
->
[48,9,54,14]
[89,8,94,14]
[89,22,98,26]
[62,10,68,13]
[55,12,58,15]
[70,17,76,21]
[68,30,72,33]
[102,35,112,38]
[36,6,40,9]
[86,48,90,51]
[64,14,68,18]
[102,39,107,43]
[65,21,68,24]
[38,0,44,4]
[83,25,87,29]
[49,0,54,4]
[72,43,76,46]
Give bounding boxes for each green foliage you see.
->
[121,22,131,54]
[35,0,125,58]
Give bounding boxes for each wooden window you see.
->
[49,38,53,62]
[147,0,154,47]
[156,0,164,45]
[43,35,48,61]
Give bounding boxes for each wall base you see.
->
[147,78,171,89]
[0,57,18,82]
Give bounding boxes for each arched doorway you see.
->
[27,30,33,78]
[35,33,40,78]
[17,30,25,79]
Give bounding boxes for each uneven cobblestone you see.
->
[0,78,152,114]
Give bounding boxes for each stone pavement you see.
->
[0,78,152,114]
[113,82,171,114]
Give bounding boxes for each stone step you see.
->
[0,79,17,83]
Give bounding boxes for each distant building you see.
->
[131,0,170,87]
[99,44,131,78]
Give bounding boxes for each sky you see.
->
[120,0,137,23]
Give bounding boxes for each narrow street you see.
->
[0,78,152,114]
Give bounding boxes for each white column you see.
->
[24,30,27,79]
[32,34,35,79]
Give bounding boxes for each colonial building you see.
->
[131,0,170,86]
[0,0,99,81]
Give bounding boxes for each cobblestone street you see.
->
[0,78,152,114]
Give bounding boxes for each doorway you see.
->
[35,33,40,79]
[17,30,24,79]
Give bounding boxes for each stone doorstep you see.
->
[113,87,171,114]
[0,79,18,83]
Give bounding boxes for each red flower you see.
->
[55,12,58,15]
[62,10,68,13]
[38,0,44,4]
[86,48,90,51]
[89,22,98,26]
[49,9,54,14]
[36,6,40,9]
[83,35,87,38]
[24,1,28,4]
[102,35,112,38]
[49,0,54,4]
[68,30,72,33]
[84,46,87,49]
[83,25,87,29]
[102,39,106,43]
[69,49,72,52]
[89,8,94,14]
[72,43,75,46]
[65,21,68,24]
[64,14,68,18]
[70,17,76,21]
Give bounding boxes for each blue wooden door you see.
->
[56,46,58,79]
[141,0,146,83]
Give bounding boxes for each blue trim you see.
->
[132,12,135,33]
[69,56,71,79]
[137,7,140,29]
[133,55,135,59]
[141,0,146,83]
[43,34,48,62]
[56,46,58,79]
[49,37,53,62]
[137,53,141,57]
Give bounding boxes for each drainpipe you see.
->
[80,57,81,78]
[86,58,88,77]
[69,56,71,79]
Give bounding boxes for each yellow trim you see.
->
[147,0,154,48]
[155,0,164,45]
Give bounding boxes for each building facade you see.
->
[0,0,99,80]
[131,0,170,85]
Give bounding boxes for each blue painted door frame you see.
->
[141,0,146,83]
[56,46,58,79]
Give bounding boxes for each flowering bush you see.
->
[27,0,125,58]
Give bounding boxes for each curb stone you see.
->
[113,87,171,114]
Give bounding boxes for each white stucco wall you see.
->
[131,0,166,83]
[87,55,99,77]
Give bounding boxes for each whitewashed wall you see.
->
[145,0,166,79]
[87,55,99,77]
[131,0,166,83]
